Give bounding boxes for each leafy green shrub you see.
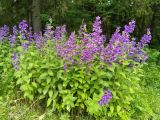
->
[131,49,160,119]
[133,86,160,120]
[0,17,155,119]
[85,63,143,119]
[0,41,15,97]
[14,41,144,119]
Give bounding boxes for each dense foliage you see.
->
[1,16,160,120]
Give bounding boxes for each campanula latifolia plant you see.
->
[0,16,152,119]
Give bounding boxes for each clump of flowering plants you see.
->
[0,16,151,119]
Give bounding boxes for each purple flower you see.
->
[13,25,18,35]
[27,27,33,42]
[21,33,26,39]
[139,28,151,47]
[54,25,66,40]
[91,16,104,49]
[61,25,67,35]
[134,28,151,62]
[9,35,16,46]
[64,63,67,70]
[98,100,105,106]
[19,20,28,33]
[34,33,43,49]
[0,25,9,41]
[12,52,19,70]
[54,16,151,67]
[98,90,112,106]
[44,24,54,39]
[124,20,135,33]
[92,16,102,35]
[81,49,93,63]
[78,23,86,37]
[54,26,61,40]
[21,42,28,50]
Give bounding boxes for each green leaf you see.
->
[66,105,71,112]
[24,92,33,100]
[38,88,42,93]
[58,84,62,90]
[110,105,114,114]
[105,72,113,79]
[28,94,34,100]
[129,88,134,93]
[49,90,53,97]
[29,63,34,69]
[119,71,126,78]
[30,52,36,56]
[78,78,83,83]
[39,73,48,79]
[0,62,3,66]
[48,70,54,76]
[57,70,63,79]
[47,98,52,107]
[16,79,22,85]
[47,77,51,84]
[43,88,49,95]
[80,103,84,109]
[53,91,58,99]
[107,65,115,72]
[32,82,37,88]
[20,84,28,91]
[91,75,97,81]
[115,82,120,87]
[39,95,45,100]
[117,105,121,112]
[17,46,23,52]
[28,73,32,78]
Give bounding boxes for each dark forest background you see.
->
[0,0,160,48]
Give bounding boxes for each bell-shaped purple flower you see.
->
[0,25,9,41]
[12,52,19,70]
[98,90,112,106]
[9,35,16,46]
[124,20,135,33]
[21,42,28,50]
[19,20,28,33]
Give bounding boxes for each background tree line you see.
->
[0,0,160,48]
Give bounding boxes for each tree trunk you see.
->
[32,0,41,33]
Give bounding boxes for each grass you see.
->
[1,49,160,120]
[0,97,95,120]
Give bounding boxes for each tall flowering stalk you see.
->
[91,16,105,54]
[12,52,19,70]
[0,17,151,66]
[57,32,79,65]
[124,20,135,33]
[54,25,66,41]
[54,17,151,66]
[34,33,44,49]
[79,16,105,64]
[101,27,123,63]
[0,25,9,41]
[18,20,28,33]
[9,20,33,47]
[100,20,151,63]
[9,25,18,46]
[78,23,87,38]
[27,27,33,42]
[136,28,151,62]
[44,24,54,40]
